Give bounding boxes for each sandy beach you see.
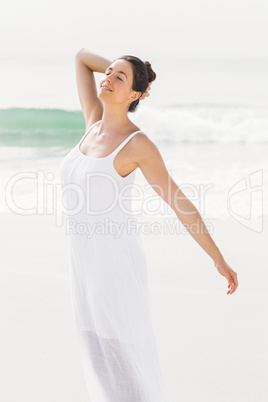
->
[1,211,267,401]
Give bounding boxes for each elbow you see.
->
[173,199,199,221]
[75,48,85,59]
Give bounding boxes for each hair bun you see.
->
[143,60,156,83]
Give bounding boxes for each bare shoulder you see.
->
[129,131,171,192]
[130,131,165,166]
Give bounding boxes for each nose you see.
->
[105,72,114,83]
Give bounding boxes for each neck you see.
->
[99,104,132,134]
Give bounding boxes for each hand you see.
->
[214,259,238,295]
[140,82,152,101]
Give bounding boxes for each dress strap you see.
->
[78,120,102,147]
[112,130,143,159]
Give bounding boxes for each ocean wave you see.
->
[0,105,267,146]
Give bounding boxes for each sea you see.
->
[1,57,267,233]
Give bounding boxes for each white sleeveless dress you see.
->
[59,120,172,402]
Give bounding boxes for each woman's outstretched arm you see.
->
[75,48,112,127]
[134,133,238,295]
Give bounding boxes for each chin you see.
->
[97,91,105,100]
[98,89,111,99]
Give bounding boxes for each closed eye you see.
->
[105,72,123,81]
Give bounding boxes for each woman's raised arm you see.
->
[75,48,111,128]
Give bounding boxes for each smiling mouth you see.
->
[101,86,112,92]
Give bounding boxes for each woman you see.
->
[60,48,238,401]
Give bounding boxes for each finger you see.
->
[227,279,234,294]
[230,273,238,291]
[227,280,236,294]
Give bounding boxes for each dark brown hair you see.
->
[114,55,156,112]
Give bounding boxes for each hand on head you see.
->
[140,82,152,101]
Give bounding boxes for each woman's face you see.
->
[98,59,140,108]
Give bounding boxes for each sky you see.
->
[1,0,267,110]
[1,0,267,63]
